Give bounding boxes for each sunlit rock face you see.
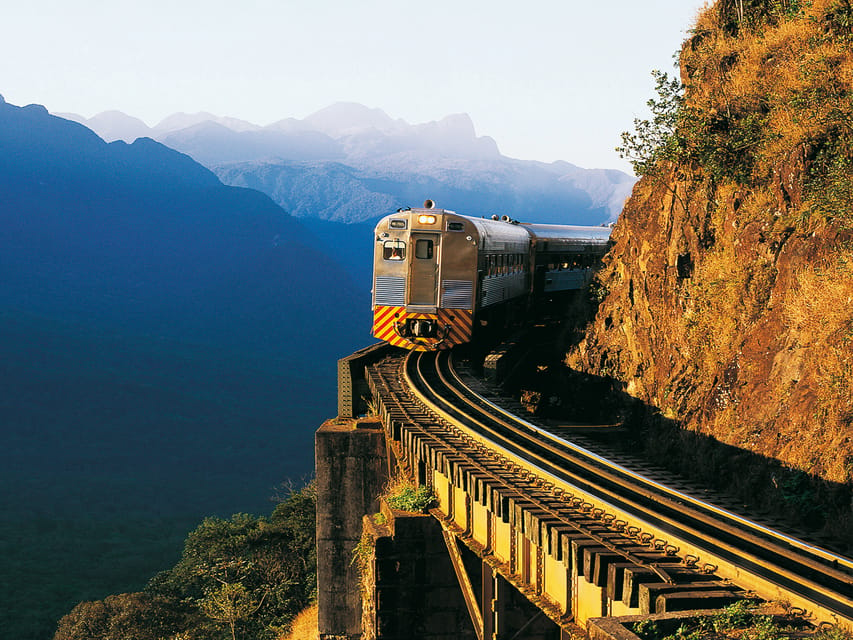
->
[568,0,853,489]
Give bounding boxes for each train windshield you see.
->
[415,239,434,259]
[383,239,406,260]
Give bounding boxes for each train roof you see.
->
[521,222,612,244]
[376,208,613,245]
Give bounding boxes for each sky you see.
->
[0,0,708,173]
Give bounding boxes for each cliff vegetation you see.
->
[52,483,316,640]
[568,0,853,535]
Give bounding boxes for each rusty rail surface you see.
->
[366,349,853,626]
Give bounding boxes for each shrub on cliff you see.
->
[53,482,317,640]
[621,0,853,225]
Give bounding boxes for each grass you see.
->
[682,0,853,223]
[382,476,436,513]
[630,600,851,640]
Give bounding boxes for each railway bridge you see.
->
[316,344,853,640]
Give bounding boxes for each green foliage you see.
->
[200,582,265,640]
[385,485,435,513]
[632,618,661,640]
[717,0,805,34]
[629,601,795,640]
[664,622,706,640]
[53,592,188,640]
[688,108,770,183]
[351,531,374,575]
[54,482,317,640]
[617,70,684,176]
[805,134,853,226]
[713,600,760,631]
[777,470,826,525]
[815,625,853,640]
[618,68,766,182]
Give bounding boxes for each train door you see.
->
[408,233,439,305]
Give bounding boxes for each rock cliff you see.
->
[567,0,853,528]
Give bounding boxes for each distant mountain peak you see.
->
[153,112,260,135]
[303,102,405,137]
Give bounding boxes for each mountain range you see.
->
[4,95,367,363]
[59,102,636,225]
[5,93,634,639]
[0,94,371,638]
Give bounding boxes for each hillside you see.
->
[0,95,368,639]
[0,95,366,364]
[567,0,853,532]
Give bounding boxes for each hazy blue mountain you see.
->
[56,109,153,143]
[0,94,373,639]
[62,102,636,224]
[1,95,367,364]
[161,120,345,165]
[301,101,409,137]
[152,111,261,135]
[214,155,631,225]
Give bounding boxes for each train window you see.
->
[415,239,434,259]
[383,239,406,260]
[389,219,407,229]
[447,221,464,231]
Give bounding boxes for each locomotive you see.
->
[371,201,612,350]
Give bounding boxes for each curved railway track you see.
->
[384,348,853,624]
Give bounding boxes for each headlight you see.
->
[417,214,437,224]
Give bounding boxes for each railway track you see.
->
[368,348,853,625]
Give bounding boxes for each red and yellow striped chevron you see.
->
[372,306,473,351]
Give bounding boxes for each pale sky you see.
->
[0,0,707,173]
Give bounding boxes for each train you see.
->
[371,200,612,351]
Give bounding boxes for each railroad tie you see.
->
[638,580,737,614]
[621,564,716,608]
[654,589,750,614]
[591,544,671,588]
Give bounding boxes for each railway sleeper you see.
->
[654,589,752,614]
[622,565,721,608]
[638,581,737,615]
[587,547,666,588]
[523,508,563,547]
[488,486,528,522]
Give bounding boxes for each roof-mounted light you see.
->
[417,214,437,225]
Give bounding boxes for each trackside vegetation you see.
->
[630,600,852,640]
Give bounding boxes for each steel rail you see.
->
[448,356,853,574]
[404,351,682,585]
[403,350,853,623]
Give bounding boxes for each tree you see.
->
[200,582,266,640]
[616,70,684,176]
